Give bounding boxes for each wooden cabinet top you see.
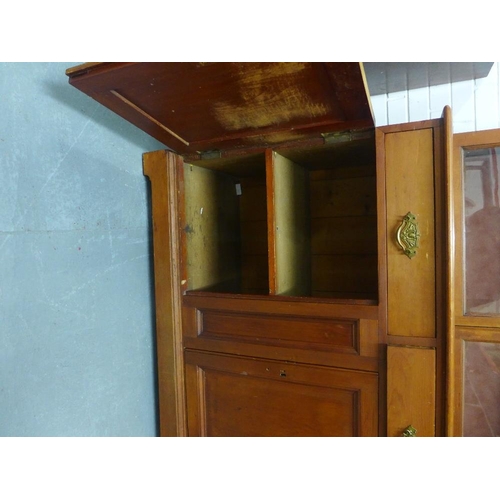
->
[66,62,374,155]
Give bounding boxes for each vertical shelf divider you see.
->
[267,149,311,296]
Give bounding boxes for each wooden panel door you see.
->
[385,127,436,338]
[185,350,379,437]
[378,107,453,437]
[387,346,436,437]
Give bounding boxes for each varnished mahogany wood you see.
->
[201,310,360,354]
[185,350,379,436]
[377,111,453,437]
[387,346,436,437]
[435,106,454,438]
[387,336,438,348]
[183,292,378,318]
[376,126,389,437]
[385,127,436,338]
[182,294,379,372]
[143,150,186,437]
[66,62,374,155]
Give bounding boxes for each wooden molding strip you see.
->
[110,90,190,146]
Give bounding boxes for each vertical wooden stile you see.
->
[266,149,277,295]
[143,150,187,436]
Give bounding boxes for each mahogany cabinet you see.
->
[66,63,453,436]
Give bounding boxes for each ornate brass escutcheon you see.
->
[396,212,420,259]
[402,425,417,437]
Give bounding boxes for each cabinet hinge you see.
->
[321,129,373,144]
[199,150,222,160]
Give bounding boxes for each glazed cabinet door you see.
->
[449,129,500,436]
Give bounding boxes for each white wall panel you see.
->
[408,87,430,122]
[370,94,388,126]
[475,63,499,131]
[429,83,452,119]
[452,80,476,133]
[387,90,408,124]
[371,62,500,133]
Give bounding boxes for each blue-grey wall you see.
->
[0,62,164,436]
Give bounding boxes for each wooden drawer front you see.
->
[201,311,359,354]
[182,295,379,371]
[185,351,378,437]
[387,346,436,437]
[385,128,436,338]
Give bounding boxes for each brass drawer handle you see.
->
[396,212,420,259]
[402,425,417,437]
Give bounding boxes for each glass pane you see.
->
[463,147,500,315]
[463,341,500,436]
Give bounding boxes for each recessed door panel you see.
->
[186,351,378,437]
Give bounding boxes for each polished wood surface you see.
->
[182,292,379,372]
[143,150,186,436]
[385,128,436,338]
[387,346,436,437]
[185,351,378,436]
[378,112,452,437]
[183,290,379,318]
[66,62,374,154]
[440,105,454,437]
[182,291,379,378]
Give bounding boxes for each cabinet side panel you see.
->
[143,150,186,436]
[386,129,436,337]
[387,345,436,437]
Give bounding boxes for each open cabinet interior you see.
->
[182,153,268,295]
[182,130,377,301]
[65,62,378,303]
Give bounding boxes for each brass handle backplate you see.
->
[402,425,417,437]
[396,212,420,259]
